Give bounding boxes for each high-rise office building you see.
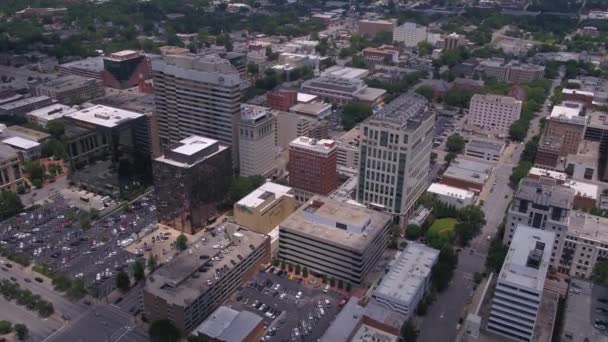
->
[487,224,554,342]
[152,136,232,234]
[239,104,276,177]
[357,93,434,216]
[152,54,241,166]
[288,136,337,199]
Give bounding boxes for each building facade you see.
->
[239,105,276,177]
[274,110,328,149]
[358,19,395,38]
[288,137,337,197]
[465,139,505,162]
[0,144,25,193]
[102,50,151,89]
[300,76,385,107]
[468,94,522,135]
[267,89,297,112]
[153,136,232,235]
[152,54,241,166]
[357,93,434,216]
[31,75,105,105]
[278,196,392,284]
[443,33,467,50]
[392,22,427,47]
[487,225,554,342]
[427,183,475,209]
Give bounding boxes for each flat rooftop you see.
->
[172,136,217,156]
[351,323,399,342]
[499,224,554,291]
[373,243,439,305]
[549,102,586,124]
[369,93,428,127]
[37,75,99,92]
[145,224,268,307]
[93,87,155,114]
[289,102,331,118]
[568,211,608,243]
[1,136,40,150]
[0,96,51,111]
[528,167,567,182]
[289,136,336,154]
[561,279,608,342]
[322,66,369,80]
[65,104,143,128]
[355,87,386,102]
[516,177,575,209]
[4,125,50,142]
[443,158,493,185]
[471,93,522,105]
[467,139,504,153]
[236,182,294,209]
[193,306,262,342]
[26,104,78,121]
[427,183,475,200]
[565,180,598,199]
[280,195,392,252]
[297,92,317,103]
[241,104,272,122]
[155,135,228,168]
[59,57,104,72]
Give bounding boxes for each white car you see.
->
[295,291,302,299]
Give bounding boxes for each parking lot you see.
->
[0,194,157,297]
[231,267,345,342]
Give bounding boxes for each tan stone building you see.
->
[0,144,25,193]
[234,182,297,235]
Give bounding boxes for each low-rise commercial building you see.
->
[427,183,475,209]
[487,225,555,342]
[192,306,264,342]
[58,57,105,79]
[440,158,493,194]
[234,182,297,235]
[289,102,332,120]
[1,125,50,143]
[372,243,439,320]
[31,75,105,104]
[0,144,25,193]
[465,139,505,162]
[301,76,385,107]
[267,89,297,112]
[0,96,54,116]
[279,196,392,284]
[467,94,522,135]
[153,136,232,235]
[1,137,41,160]
[562,212,608,279]
[358,19,395,38]
[25,104,78,127]
[143,224,270,334]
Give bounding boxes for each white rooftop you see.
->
[566,180,598,199]
[529,167,568,182]
[289,136,336,153]
[172,136,218,156]
[1,136,40,150]
[236,182,294,209]
[66,105,143,128]
[241,104,270,121]
[562,88,594,97]
[427,183,475,200]
[297,92,318,103]
[500,225,554,291]
[322,65,369,80]
[550,102,585,123]
[373,243,439,304]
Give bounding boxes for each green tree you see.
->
[0,320,12,334]
[46,120,65,138]
[431,247,458,292]
[148,254,158,272]
[175,234,188,251]
[247,62,259,75]
[444,152,457,164]
[23,161,45,186]
[132,260,145,282]
[226,176,266,205]
[417,40,433,56]
[510,161,533,185]
[14,323,28,341]
[443,88,474,108]
[149,319,182,342]
[116,270,131,292]
[406,224,423,240]
[0,191,23,220]
[415,85,434,100]
[350,55,367,68]
[66,279,87,300]
[509,120,528,141]
[446,133,465,153]
[401,320,418,342]
[342,102,372,130]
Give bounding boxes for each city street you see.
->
[418,74,563,342]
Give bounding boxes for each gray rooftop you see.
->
[0,96,51,111]
[279,195,392,252]
[562,279,608,342]
[515,177,575,210]
[144,224,268,307]
[368,93,429,128]
[193,306,263,342]
[59,57,104,72]
[466,139,505,153]
[36,75,100,92]
[151,53,241,86]
[0,143,18,160]
[443,158,493,185]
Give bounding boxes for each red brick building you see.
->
[562,89,594,108]
[267,89,297,111]
[288,136,337,196]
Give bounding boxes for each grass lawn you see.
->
[426,218,458,249]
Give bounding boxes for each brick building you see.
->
[288,136,337,199]
[267,89,297,111]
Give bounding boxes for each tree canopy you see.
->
[342,102,372,130]
[0,191,23,220]
[149,320,182,342]
[446,133,465,154]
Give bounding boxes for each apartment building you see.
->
[487,225,554,342]
[357,93,434,216]
[561,212,608,278]
[143,224,270,334]
[480,58,545,83]
[358,19,395,38]
[288,137,338,198]
[153,136,232,235]
[31,75,105,105]
[0,144,25,193]
[234,182,297,235]
[278,196,392,284]
[372,243,439,320]
[392,22,427,47]
[152,54,241,166]
[239,104,276,177]
[468,94,522,135]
